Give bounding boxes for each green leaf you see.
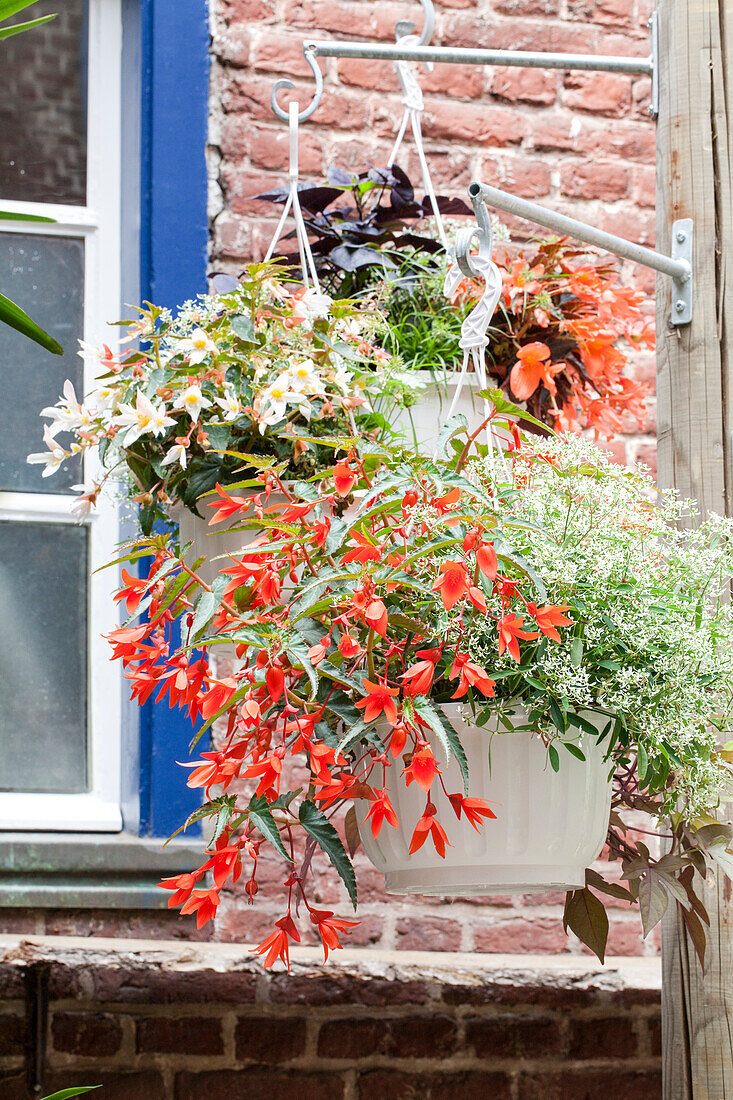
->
[0,290,62,353]
[547,744,560,772]
[433,413,469,459]
[563,887,609,963]
[40,1089,101,1100]
[475,387,551,433]
[325,515,349,555]
[299,799,357,908]
[637,742,648,782]
[336,718,372,756]
[436,708,470,795]
[209,801,233,846]
[0,210,55,222]
[570,637,583,668]
[231,313,256,342]
[0,0,51,18]
[563,742,586,762]
[248,796,293,863]
[548,697,566,734]
[414,698,452,765]
[0,12,56,39]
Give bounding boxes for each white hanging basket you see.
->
[393,371,490,453]
[355,704,613,896]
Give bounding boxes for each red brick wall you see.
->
[208,0,658,471]
[0,937,662,1099]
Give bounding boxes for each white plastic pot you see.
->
[356,704,613,895]
[392,371,489,454]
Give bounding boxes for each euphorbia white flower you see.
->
[178,327,218,364]
[115,392,175,445]
[173,384,213,423]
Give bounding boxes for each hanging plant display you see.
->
[27,263,391,533]
[105,407,733,967]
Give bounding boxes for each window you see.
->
[0,0,123,831]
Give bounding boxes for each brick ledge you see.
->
[0,934,661,997]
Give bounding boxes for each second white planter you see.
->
[355,704,613,896]
[391,371,489,454]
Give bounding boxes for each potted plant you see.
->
[27,262,388,544]
[107,402,733,966]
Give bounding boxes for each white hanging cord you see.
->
[389,34,449,252]
[439,246,505,469]
[264,101,321,290]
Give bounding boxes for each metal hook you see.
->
[270,45,324,123]
[395,0,436,48]
[455,190,494,279]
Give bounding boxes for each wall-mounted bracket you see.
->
[465,181,693,327]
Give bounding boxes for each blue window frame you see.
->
[136,0,210,838]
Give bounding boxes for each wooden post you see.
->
[656,2,733,1096]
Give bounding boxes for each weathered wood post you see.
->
[656,2,733,1096]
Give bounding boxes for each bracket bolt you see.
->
[676,229,687,243]
[675,300,686,314]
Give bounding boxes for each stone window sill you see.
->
[0,834,201,909]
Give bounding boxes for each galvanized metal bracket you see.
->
[670,219,694,326]
[465,182,694,327]
[649,11,659,119]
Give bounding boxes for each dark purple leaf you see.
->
[327,167,356,187]
[209,273,241,295]
[389,164,415,208]
[427,195,474,216]
[329,244,397,272]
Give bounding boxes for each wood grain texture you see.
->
[657,3,733,1098]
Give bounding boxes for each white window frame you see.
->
[0,0,124,832]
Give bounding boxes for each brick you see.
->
[474,918,572,954]
[136,1015,223,1056]
[479,155,552,199]
[175,1070,345,1100]
[0,1013,24,1057]
[395,916,462,952]
[267,972,431,1006]
[491,66,558,106]
[87,965,257,1005]
[318,1017,389,1058]
[563,71,633,116]
[246,124,323,173]
[43,1073,166,1100]
[465,1014,562,1059]
[337,58,398,93]
[421,101,526,146]
[649,1013,662,1056]
[388,1014,458,1058]
[567,1015,637,1059]
[235,1015,307,1062]
[358,1071,513,1100]
[52,1012,122,1057]
[251,33,315,77]
[632,165,656,208]
[567,0,634,25]
[495,0,560,12]
[516,1069,661,1100]
[220,0,276,20]
[214,24,249,67]
[560,160,629,202]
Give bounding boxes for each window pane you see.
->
[0,0,88,205]
[0,522,88,793]
[0,233,84,493]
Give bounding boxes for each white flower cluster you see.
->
[465,433,733,819]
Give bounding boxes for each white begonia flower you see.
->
[161,442,189,470]
[178,327,218,364]
[257,378,298,432]
[91,382,121,413]
[336,317,363,342]
[172,384,213,423]
[27,425,68,476]
[287,358,325,396]
[115,391,176,445]
[78,339,119,373]
[215,388,241,421]
[40,379,85,437]
[291,288,333,325]
[330,363,353,395]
